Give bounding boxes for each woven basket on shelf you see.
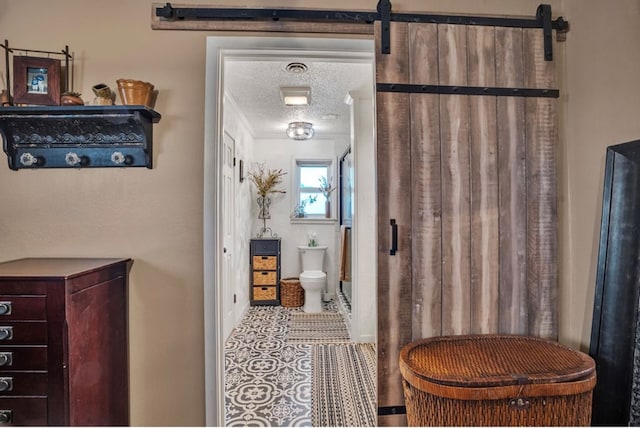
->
[399,335,596,427]
[280,277,304,308]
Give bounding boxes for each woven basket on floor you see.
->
[280,277,304,308]
[399,335,596,427]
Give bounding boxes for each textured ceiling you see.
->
[224,57,373,139]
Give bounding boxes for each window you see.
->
[294,159,334,219]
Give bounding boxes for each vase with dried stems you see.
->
[318,176,336,218]
[247,163,287,238]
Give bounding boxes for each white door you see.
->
[222,131,235,341]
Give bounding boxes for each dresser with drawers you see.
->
[0,258,131,426]
[250,239,281,305]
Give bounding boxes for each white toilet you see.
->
[298,245,327,313]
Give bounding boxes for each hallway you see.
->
[224,301,376,426]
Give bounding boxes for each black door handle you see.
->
[390,219,398,255]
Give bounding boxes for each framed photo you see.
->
[13,56,61,106]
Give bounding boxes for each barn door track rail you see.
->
[155,1,568,60]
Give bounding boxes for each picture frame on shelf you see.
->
[12,56,61,106]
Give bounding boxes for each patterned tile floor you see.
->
[224,301,354,427]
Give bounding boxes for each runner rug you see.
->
[287,312,351,343]
[312,343,377,427]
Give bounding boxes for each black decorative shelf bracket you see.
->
[0,106,161,170]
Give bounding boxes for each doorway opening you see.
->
[204,36,376,425]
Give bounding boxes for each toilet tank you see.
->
[298,246,327,271]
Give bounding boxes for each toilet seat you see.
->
[300,271,326,280]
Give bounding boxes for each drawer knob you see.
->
[0,303,10,316]
[0,353,12,367]
[0,328,12,341]
[0,410,12,424]
[0,378,13,392]
[111,151,126,165]
[65,152,83,166]
[19,152,39,166]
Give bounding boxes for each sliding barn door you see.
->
[375,21,558,425]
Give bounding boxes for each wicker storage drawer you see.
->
[253,286,276,301]
[253,271,277,285]
[252,256,277,271]
[399,335,596,427]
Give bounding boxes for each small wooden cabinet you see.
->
[250,239,281,305]
[0,258,131,426]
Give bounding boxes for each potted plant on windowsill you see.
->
[247,163,287,238]
[291,195,318,219]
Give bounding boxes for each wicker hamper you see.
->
[280,277,304,307]
[399,335,596,427]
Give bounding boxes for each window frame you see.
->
[291,157,336,222]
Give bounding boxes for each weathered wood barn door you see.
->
[375,20,558,425]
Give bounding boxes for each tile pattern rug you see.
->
[225,301,376,427]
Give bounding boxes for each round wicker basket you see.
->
[399,335,596,426]
[280,277,304,307]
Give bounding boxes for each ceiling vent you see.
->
[285,62,308,74]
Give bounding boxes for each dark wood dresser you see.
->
[0,258,131,426]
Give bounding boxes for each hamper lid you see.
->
[399,334,595,388]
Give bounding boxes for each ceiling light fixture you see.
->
[286,121,314,140]
[280,86,311,106]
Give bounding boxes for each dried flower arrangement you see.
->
[247,163,287,198]
[247,163,287,238]
[318,176,335,198]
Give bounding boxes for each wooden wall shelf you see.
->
[0,105,161,170]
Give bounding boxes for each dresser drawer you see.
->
[251,239,279,255]
[0,322,47,345]
[252,256,277,271]
[0,372,47,396]
[253,286,277,301]
[253,271,277,286]
[0,296,46,321]
[0,347,46,371]
[0,397,47,426]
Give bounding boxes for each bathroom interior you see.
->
[219,41,377,343]
[210,36,377,426]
